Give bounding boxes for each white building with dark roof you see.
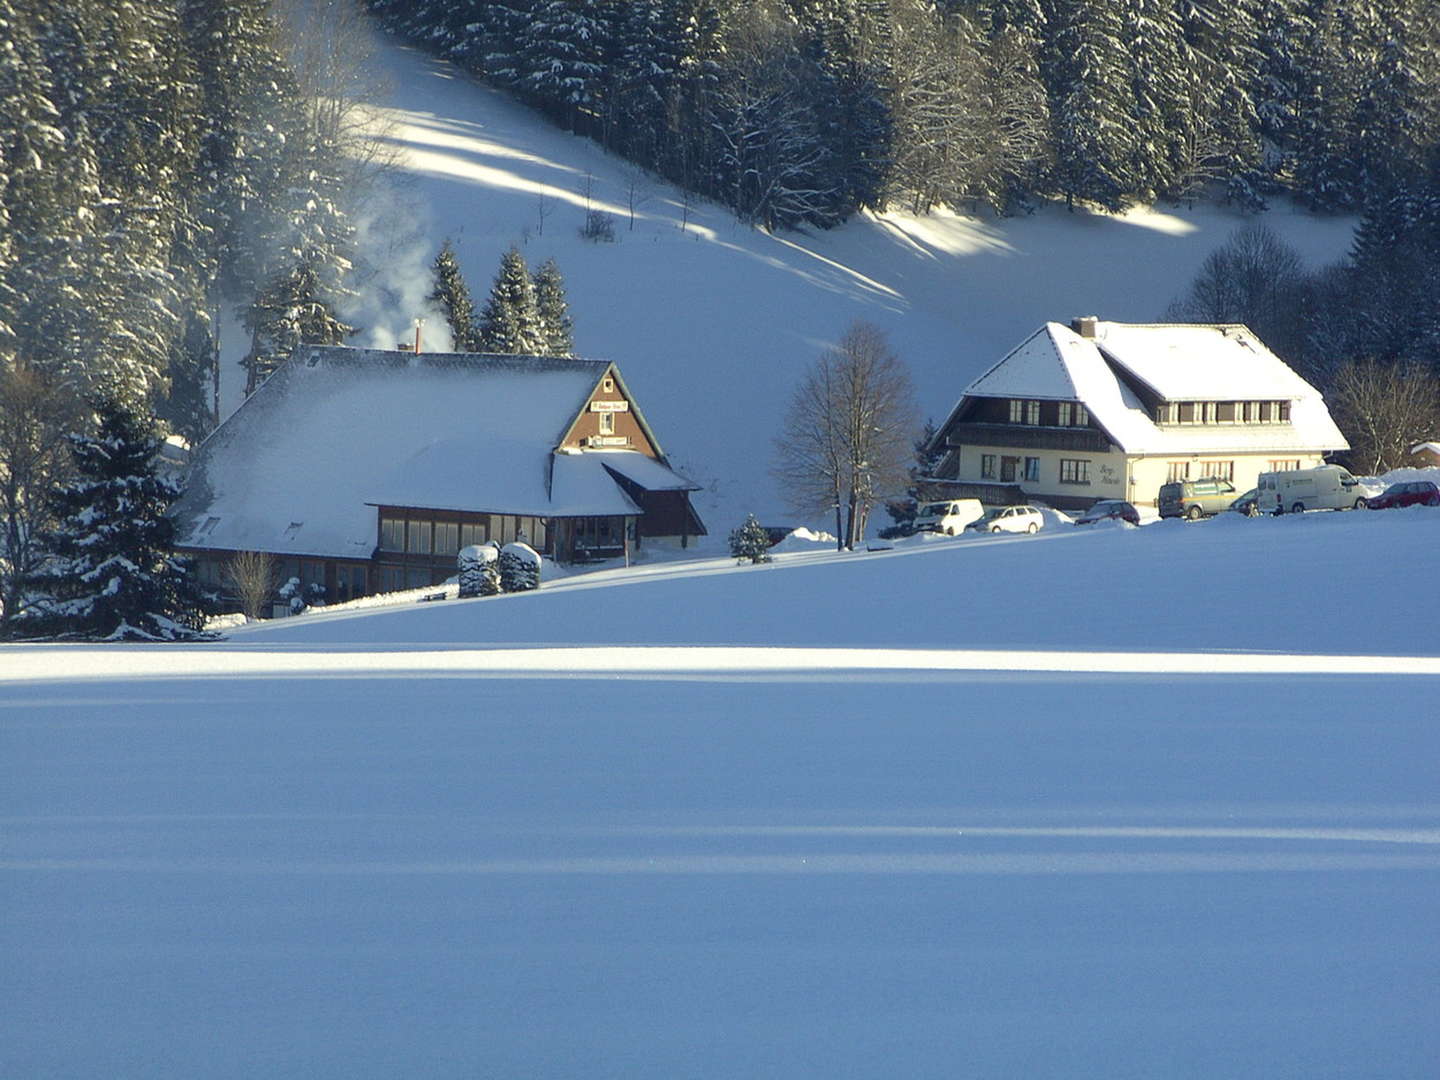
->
[927,318,1349,509]
[173,346,705,602]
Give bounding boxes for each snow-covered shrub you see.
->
[277,577,326,616]
[728,514,772,564]
[458,543,501,598]
[499,541,541,591]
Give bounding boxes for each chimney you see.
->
[413,317,424,355]
[1071,315,1099,339]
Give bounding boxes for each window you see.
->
[602,376,615,392]
[407,519,431,554]
[1261,401,1276,422]
[461,521,488,548]
[1075,404,1088,426]
[598,410,615,435]
[1217,402,1237,423]
[981,454,996,479]
[1202,402,1217,424]
[1058,402,1071,426]
[380,516,405,551]
[1178,402,1197,424]
[1024,457,1040,482]
[1001,456,1020,482]
[1167,461,1190,482]
[1201,460,1235,482]
[1009,399,1023,423]
[434,521,460,555]
[1060,459,1090,484]
[1026,400,1040,425]
[1268,459,1301,472]
[1156,402,1178,424]
[1279,401,1291,421]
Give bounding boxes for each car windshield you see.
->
[980,508,1004,520]
[918,503,950,517]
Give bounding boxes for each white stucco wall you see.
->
[956,444,1130,505]
[1128,452,1327,506]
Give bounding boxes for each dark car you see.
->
[1074,499,1140,526]
[1366,480,1440,510]
[1229,488,1262,516]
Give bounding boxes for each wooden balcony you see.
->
[943,422,1112,453]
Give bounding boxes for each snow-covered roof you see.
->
[1411,442,1440,456]
[1094,322,1318,401]
[943,321,1347,456]
[173,347,684,557]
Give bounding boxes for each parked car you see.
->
[1074,499,1140,526]
[1158,477,1238,520]
[1366,480,1440,510]
[1229,488,1262,516]
[1256,465,1365,514]
[966,505,1044,534]
[912,498,984,535]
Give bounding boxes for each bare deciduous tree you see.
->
[224,550,279,621]
[1327,360,1440,475]
[0,364,79,634]
[773,322,918,550]
[1165,222,1309,364]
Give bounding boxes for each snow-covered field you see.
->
[5,507,1439,1078]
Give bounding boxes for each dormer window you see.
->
[602,376,614,393]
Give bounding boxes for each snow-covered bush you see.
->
[499,541,541,592]
[728,514,773,564]
[277,577,327,615]
[458,543,501,598]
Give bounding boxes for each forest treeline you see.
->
[0,0,361,439]
[366,0,1440,229]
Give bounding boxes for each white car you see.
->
[966,504,1044,534]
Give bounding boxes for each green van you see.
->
[1158,477,1239,520]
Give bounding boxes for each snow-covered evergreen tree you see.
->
[499,541,541,591]
[476,247,546,354]
[428,239,481,352]
[728,513,772,563]
[531,257,575,356]
[458,542,501,598]
[28,396,210,641]
[242,254,355,393]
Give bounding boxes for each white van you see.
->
[1256,465,1366,514]
[913,498,984,535]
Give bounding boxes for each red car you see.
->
[1367,480,1440,510]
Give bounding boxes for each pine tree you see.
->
[1046,0,1138,210]
[29,396,210,641]
[157,311,217,448]
[428,239,481,351]
[242,254,354,393]
[476,247,546,354]
[531,258,575,356]
[728,513,772,563]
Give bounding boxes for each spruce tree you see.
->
[29,396,210,641]
[428,239,481,352]
[242,254,354,393]
[476,247,546,354]
[728,514,772,563]
[531,257,575,356]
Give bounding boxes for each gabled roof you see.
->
[936,321,1347,457]
[173,347,695,558]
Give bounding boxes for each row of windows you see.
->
[1164,460,1301,483]
[1156,400,1291,425]
[379,513,547,556]
[1006,399,1090,427]
[1167,460,1235,483]
[980,454,1090,484]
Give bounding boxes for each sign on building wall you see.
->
[590,400,630,413]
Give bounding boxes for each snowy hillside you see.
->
[6,506,1440,1078]
[309,38,1357,531]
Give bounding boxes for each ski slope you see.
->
[5,506,1440,1078]
[321,38,1356,530]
